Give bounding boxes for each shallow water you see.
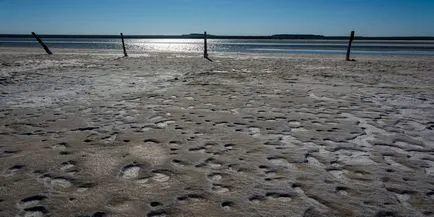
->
[1,38,434,56]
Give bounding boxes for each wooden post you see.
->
[31,32,53,55]
[346,31,355,61]
[121,33,128,57]
[204,31,208,58]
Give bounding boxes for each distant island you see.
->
[1,33,433,40]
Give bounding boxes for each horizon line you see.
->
[1,33,434,39]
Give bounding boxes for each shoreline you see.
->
[1,47,434,60]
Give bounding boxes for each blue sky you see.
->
[0,0,433,36]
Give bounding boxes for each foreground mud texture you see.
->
[1,50,434,217]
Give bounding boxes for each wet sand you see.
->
[1,48,434,217]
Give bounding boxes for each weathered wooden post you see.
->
[346,31,355,61]
[204,31,208,58]
[120,33,128,57]
[31,32,53,55]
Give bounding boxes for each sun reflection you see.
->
[130,39,204,53]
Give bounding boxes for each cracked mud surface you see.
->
[1,49,434,216]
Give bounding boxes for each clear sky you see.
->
[0,0,433,36]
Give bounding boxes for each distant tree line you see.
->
[1,33,433,40]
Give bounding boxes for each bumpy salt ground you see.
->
[1,49,433,217]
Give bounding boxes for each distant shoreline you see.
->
[1,34,434,40]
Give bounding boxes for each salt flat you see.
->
[1,48,433,217]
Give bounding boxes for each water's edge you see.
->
[1,38,434,56]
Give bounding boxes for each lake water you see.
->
[1,38,434,56]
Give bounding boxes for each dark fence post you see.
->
[204,31,208,58]
[121,33,128,57]
[346,31,355,61]
[31,32,53,55]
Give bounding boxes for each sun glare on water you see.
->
[128,39,204,53]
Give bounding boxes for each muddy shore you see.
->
[1,48,434,216]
